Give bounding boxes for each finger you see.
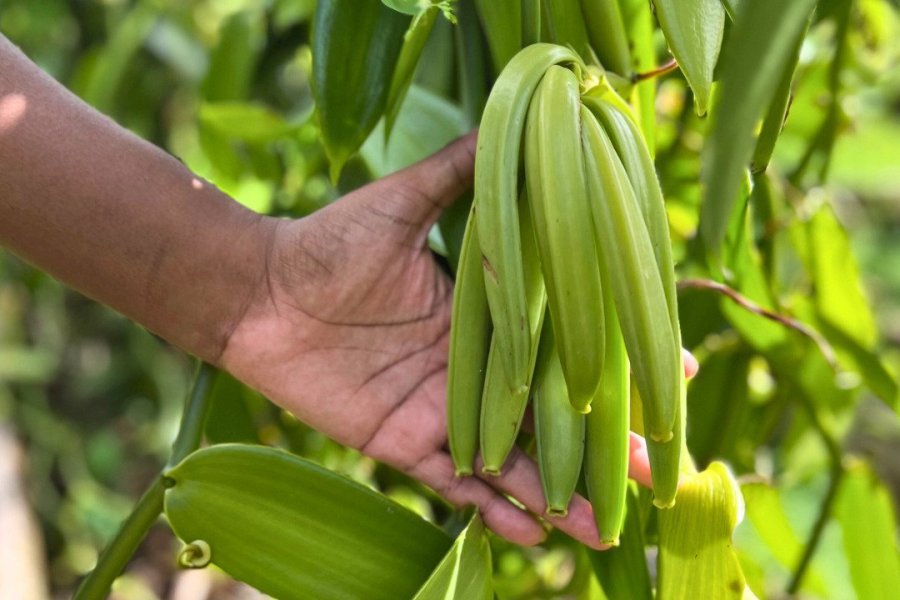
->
[407,451,547,547]
[683,348,699,380]
[372,130,478,228]
[627,432,653,488]
[475,449,609,550]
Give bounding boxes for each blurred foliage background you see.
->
[0,0,899,598]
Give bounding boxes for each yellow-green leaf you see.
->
[700,0,816,259]
[657,462,746,600]
[654,0,725,115]
[835,461,900,600]
[413,513,493,600]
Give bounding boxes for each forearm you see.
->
[0,35,270,363]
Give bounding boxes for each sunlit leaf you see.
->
[740,482,828,595]
[413,513,492,600]
[361,85,468,178]
[658,462,746,600]
[654,0,725,115]
[701,0,816,260]
[835,461,900,600]
[199,102,297,143]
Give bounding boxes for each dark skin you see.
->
[0,35,697,549]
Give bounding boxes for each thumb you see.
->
[361,130,478,229]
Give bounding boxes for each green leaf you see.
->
[361,85,468,178]
[653,0,725,115]
[164,445,451,600]
[312,0,411,181]
[383,0,428,16]
[385,6,440,141]
[413,513,493,600]
[803,204,877,348]
[474,0,522,74]
[657,462,746,600]
[199,102,297,143]
[700,0,816,260]
[835,461,900,600]
[740,482,828,595]
[588,484,653,600]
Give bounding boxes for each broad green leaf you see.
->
[835,461,900,600]
[312,0,411,181]
[199,102,297,143]
[201,11,264,102]
[588,484,652,600]
[413,513,492,600]
[654,0,725,115]
[740,482,828,595]
[701,0,816,260]
[803,204,877,348]
[474,0,521,74]
[361,85,468,178]
[164,445,451,600]
[657,462,746,600]
[385,6,440,141]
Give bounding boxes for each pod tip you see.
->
[578,404,592,415]
[482,466,502,477]
[601,537,620,547]
[546,507,568,518]
[649,430,675,443]
[653,496,676,510]
[454,467,473,477]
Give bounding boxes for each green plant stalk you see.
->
[788,465,844,595]
[74,362,216,599]
[788,387,844,594]
[168,362,217,467]
[73,477,166,600]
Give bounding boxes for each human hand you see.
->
[221,132,698,549]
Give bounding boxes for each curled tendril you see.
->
[178,540,212,569]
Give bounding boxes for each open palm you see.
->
[221,133,690,549]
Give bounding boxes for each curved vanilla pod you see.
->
[447,206,492,476]
[584,96,684,418]
[584,285,630,544]
[525,65,604,412]
[533,322,585,516]
[480,189,548,475]
[580,107,680,443]
[475,43,582,395]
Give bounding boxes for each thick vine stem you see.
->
[74,362,216,599]
[73,477,166,600]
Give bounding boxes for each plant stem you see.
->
[787,386,844,594]
[73,477,166,600]
[74,362,216,599]
[787,465,844,594]
[168,362,216,467]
